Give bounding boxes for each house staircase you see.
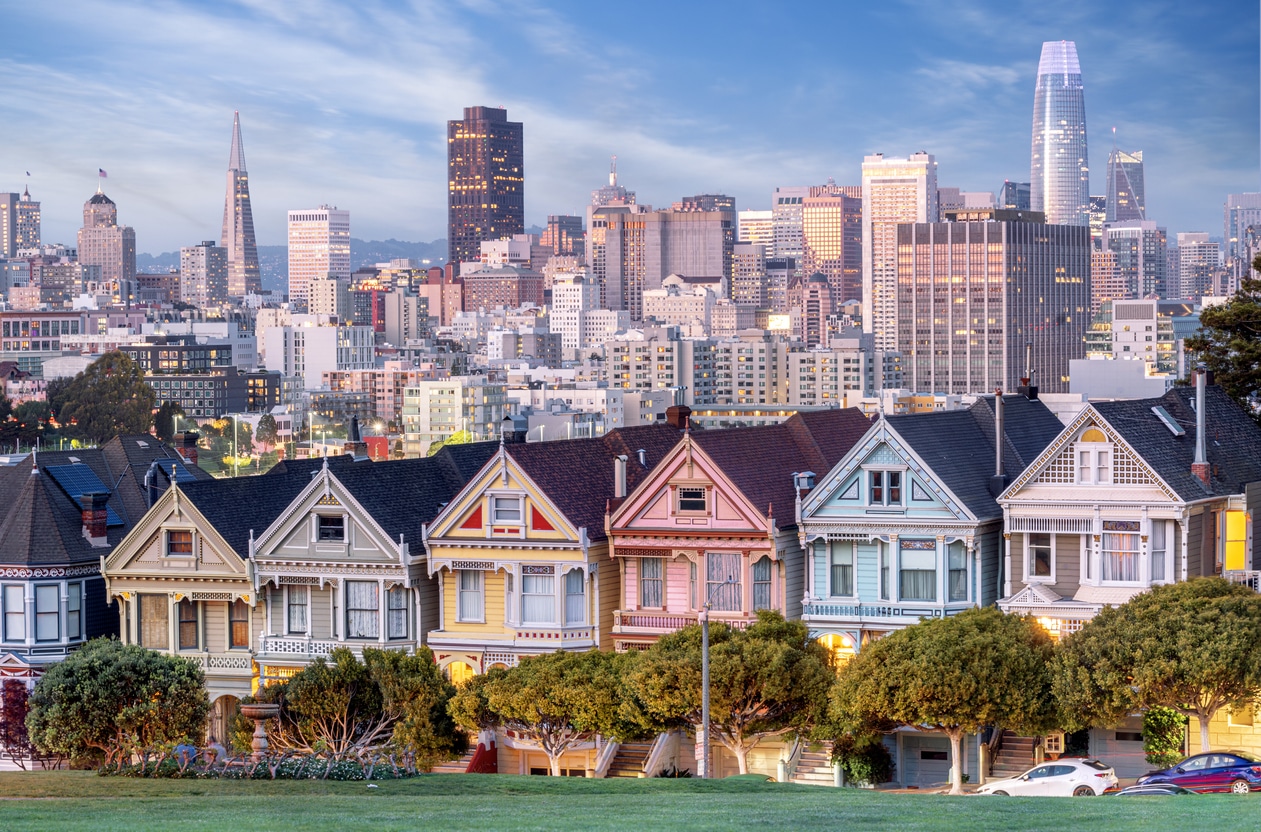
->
[791,744,836,786]
[605,741,655,778]
[431,748,476,774]
[990,731,1037,779]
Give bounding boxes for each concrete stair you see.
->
[431,747,476,774]
[605,741,655,778]
[990,731,1036,779]
[792,745,836,786]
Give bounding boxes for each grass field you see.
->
[0,771,1258,831]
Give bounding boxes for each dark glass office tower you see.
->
[1031,41,1090,226]
[448,106,524,265]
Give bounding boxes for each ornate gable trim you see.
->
[253,467,399,563]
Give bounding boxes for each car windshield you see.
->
[1082,760,1110,771]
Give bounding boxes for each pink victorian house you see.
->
[606,408,871,651]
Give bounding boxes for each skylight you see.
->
[1151,406,1186,437]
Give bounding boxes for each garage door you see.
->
[902,734,951,787]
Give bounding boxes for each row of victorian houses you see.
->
[3,374,1260,784]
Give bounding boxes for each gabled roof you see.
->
[504,424,684,541]
[690,408,872,525]
[885,395,1063,520]
[0,435,213,567]
[1093,385,1261,500]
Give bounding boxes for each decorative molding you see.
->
[316,494,342,506]
[521,564,555,575]
[0,565,100,579]
[189,591,233,601]
[451,560,495,571]
[279,575,320,585]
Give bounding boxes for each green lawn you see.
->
[0,771,1257,831]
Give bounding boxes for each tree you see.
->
[449,650,633,776]
[50,351,157,444]
[154,401,185,442]
[427,429,474,457]
[1053,578,1261,752]
[0,680,35,769]
[1185,258,1261,421]
[831,607,1055,795]
[26,638,208,767]
[624,610,834,775]
[255,647,460,769]
[255,413,279,450]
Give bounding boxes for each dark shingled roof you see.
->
[505,424,684,541]
[886,394,1063,520]
[692,408,872,526]
[1093,385,1261,500]
[0,435,213,566]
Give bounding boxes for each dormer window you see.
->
[868,471,902,506]
[1076,428,1112,485]
[318,515,345,542]
[678,487,707,513]
[167,530,193,556]
[492,496,522,524]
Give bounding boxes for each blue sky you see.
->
[3,0,1257,254]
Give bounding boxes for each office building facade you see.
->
[77,191,136,289]
[1105,147,1145,223]
[1030,41,1090,226]
[179,241,228,309]
[447,106,524,265]
[1102,220,1168,298]
[287,206,350,311]
[1,189,41,258]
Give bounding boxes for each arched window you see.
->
[446,660,475,686]
[818,633,855,670]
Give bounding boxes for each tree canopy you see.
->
[26,638,208,767]
[251,646,461,770]
[624,611,834,775]
[50,351,156,444]
[1185,258,1261,421]
[1053,577,1261,752]
[153,401,185,442]
[449,650,633,776]
[830,607,1055,794]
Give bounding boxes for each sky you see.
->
[3,0,1257,255]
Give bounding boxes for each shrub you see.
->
[832,733,895,786]
[1143,706,1188,769]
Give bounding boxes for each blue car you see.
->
[1136,751,1261,794]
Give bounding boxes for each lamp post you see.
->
[699,575,736,780]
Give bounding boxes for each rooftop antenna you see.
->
[609,155,618,187]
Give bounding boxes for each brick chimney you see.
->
[666,404,692,430]
[343,416,368,460]
[80,492,109,547]
[175,431,199,465]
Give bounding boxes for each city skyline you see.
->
[2,1,1256,253]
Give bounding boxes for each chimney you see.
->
[145,459,162,507]
[666,404,692,430]
[989,390,1009,496]
[343,416,369,460]
[80,492,109,547]
[794,471,816,499]
[174,431,199,465]
[1017,341,1039,400]
[1192,365,1210,487]
[614,455,628,498]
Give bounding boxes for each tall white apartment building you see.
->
[179,241,228,309]
[401,376,506,456]
[550,271,601,357]
[260,317,374,390]
[287,206,350,311]
[771,186,810,262]
[862,152,937,351]
[1176,232,1220,301]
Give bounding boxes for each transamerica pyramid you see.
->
[221,111,261,297]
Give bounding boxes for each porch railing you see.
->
[1225,571,1261,592]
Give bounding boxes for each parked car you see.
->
[1135,751,1261,794]
[977,759,1118,796]
[1110,784,1198,796]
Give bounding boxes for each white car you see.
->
[977,758,1118,796]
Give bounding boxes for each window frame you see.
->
[166,529,194,557]
[1026,533,1055,583]
[639,557,664,609]
[317,515,346,543]
[457,570,484,623]
[865,468,905,507]
[286,585,309,635]
[521,571,556,625]
[564,569,585,626]
[752,556,773,611]
[177,598,198,650]
[1076,443,1113,485]
[1101,526,1142,584]
[490,495,523,524]
[387,585,408,639]
[229,599,250,649]
[705,552,742,613]
[947,541,968,602]
[898,543,937,602]
[34,583,59,643]
[66,581,82,641]
[829,541,854,598]
[677,486,708,514]
[345,580,380,639]
[138,593,169,650]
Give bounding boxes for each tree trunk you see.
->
[548,751,562,777]
[1198,711,1212,753]
[735,744,750,775]
[947,729,964,795]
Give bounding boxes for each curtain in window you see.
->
[830,542,853,597]
[706,553,741,612]
[564,570,585,625]
[229,599,249,648]
[388,586,408,639]
[458,570,483,622]
[139,594,169,649]
[35,585,59,642]
[3,585,23,641]
[899,546,936,601]
[1102,533,1140,581]
[287,586,309,633]
[640,558,663,608]
[346,581,379,638]
[752,557,772,610]
[948,541,967,602]
[522,574,555,623]
[1150,522,1166,582]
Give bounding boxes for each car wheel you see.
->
[1231,779,1251,794]
[991,790,1009,796]
[1072,785,1096,797]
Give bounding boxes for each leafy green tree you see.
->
[50,351,156,444]
[26,638,208,767]
[831,607,1055,794]
[153,401,185,442]
[427,429,474,457]
[449,650,633,776]
[255,647,460,768]
[1053,578,1261,752]
[1143,706,1189,769]
[255,413,279,450]
[624,611,834,775]
[1185,257,1261,421]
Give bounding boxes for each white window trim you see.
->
[1150,518,1173,585]
[33,583,60,644]
[828,541,856,599]
[862,465,908,508]
[1076,443,1113,486]
[66,581,83,641]
[165,527,195,558]
[675,484,710,515]
[456,569,486,624]
[285,585,310,635]
[2,583,26,643]
[1025,533,1056,584]
[487,492,525,525]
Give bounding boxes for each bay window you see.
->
[457,570,483,622]
[1151,521,1167,582]
[522,569,555,624]
[948,541,967,602]
[177,599,198,650]
[1028,534,1052,579]
[139,594,169,649]
[2,585,23,641]
[899,542,936,602]
[879,544,890,601]
[67,583,82,640]
[706,552,741,612]
[35,584,59,642]
[1102,522,1141,582]
[229,599,250,649]
[830,542,853,597]
[640,558,663,608]
[345,581,379,638]
[564,570,585,625]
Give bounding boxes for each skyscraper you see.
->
[1105,145,1145,222]
[1031,41,1090,226]
[1175,232,1219,301]
[0,189,40,258]
[77,189,136,290]
[179,241,228,309]
[1102,220,1168,298]
[771,186,810,262]
[447,106,524,265]
[287,206,350,311]
[221,112,261,298]
[1224,193,1261,285]
[862,152,938,352]
[801,187,862,303]
[999,181,1031,212]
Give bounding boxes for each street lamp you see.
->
[699,575,737,780]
